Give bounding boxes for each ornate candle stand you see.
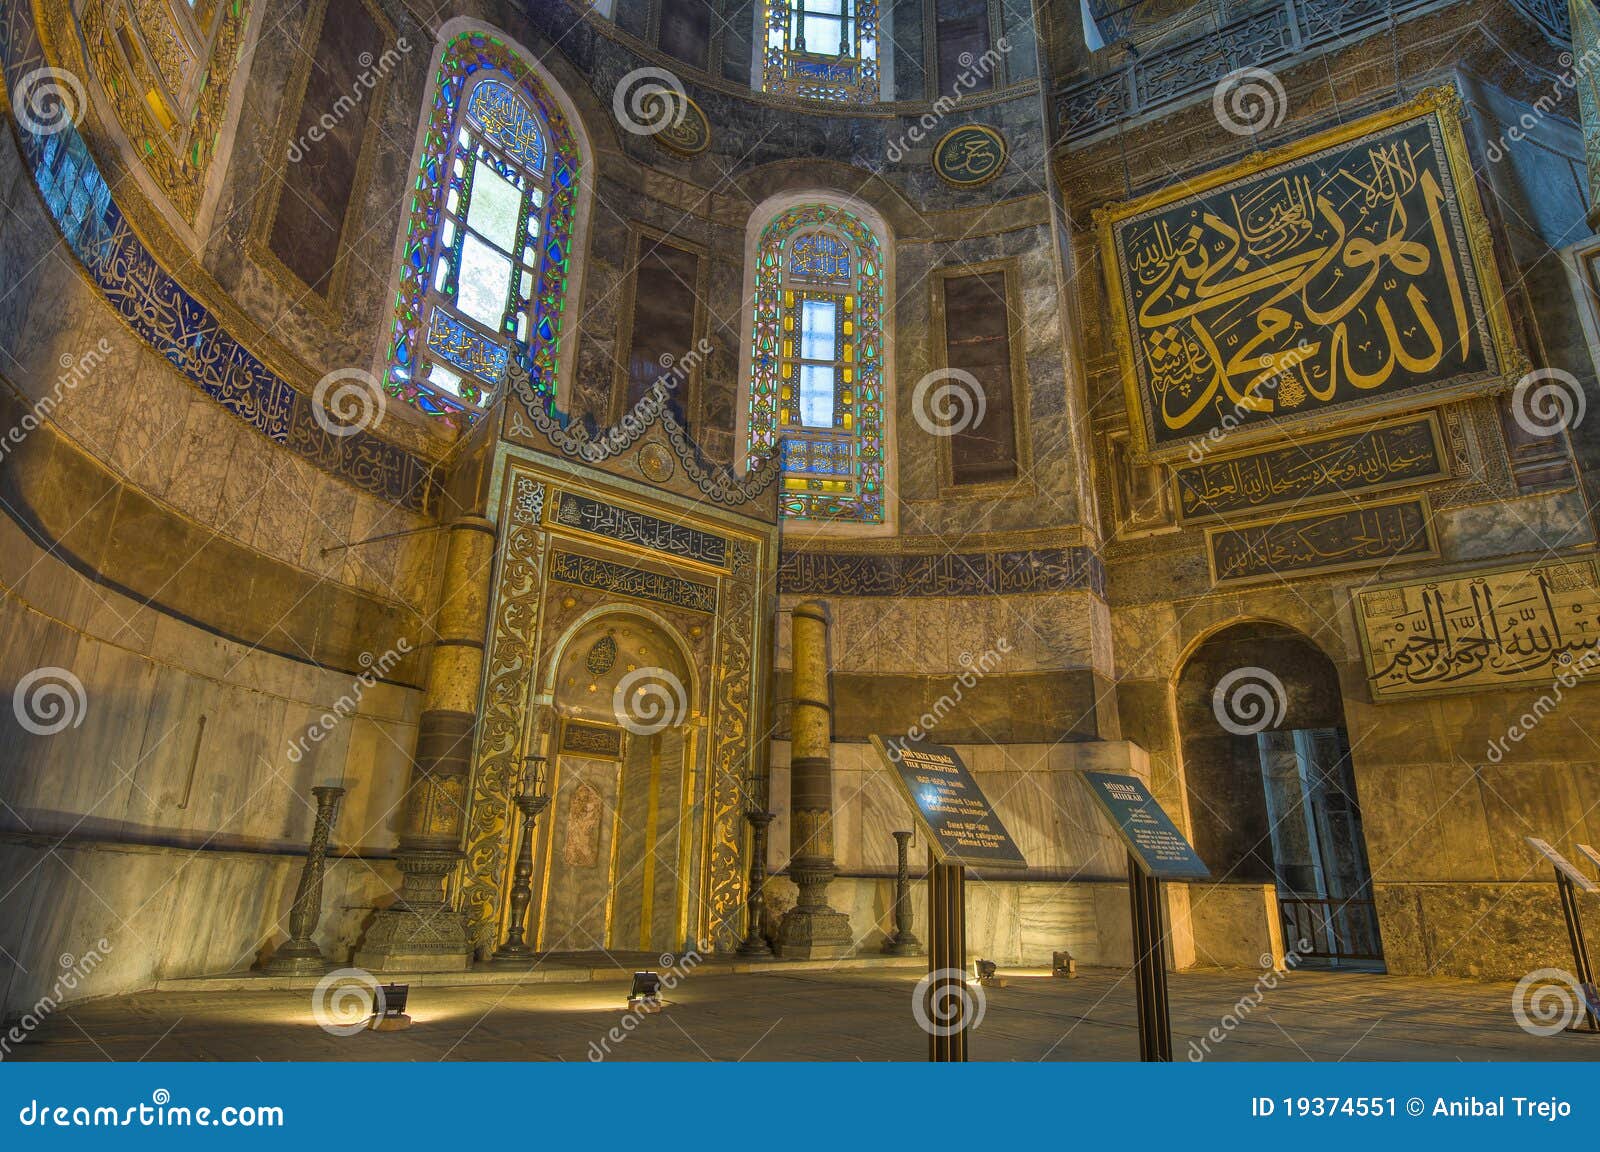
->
[884,830,923,955]
[262,786,346,974]
[492,755,551,964]
[737,770,774,957]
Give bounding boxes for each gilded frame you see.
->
[927,257,1033,499]
[1095,87,1528,462]
[245,0,397,317]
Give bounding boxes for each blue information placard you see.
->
[1083,771,1211,880]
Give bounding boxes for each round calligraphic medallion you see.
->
[639,442,676,483]
[653,93,711,156]
[932,124,1007,187]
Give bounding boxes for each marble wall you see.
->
[0,516,419,1020]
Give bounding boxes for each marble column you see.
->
[776,600,852,959]
[356,515,496,972]
[1575,0,1600,231]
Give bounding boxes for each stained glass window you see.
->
[746,207,886,522]
[760,0,880,102]
[385,34,580,423]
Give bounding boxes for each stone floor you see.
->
[8,962,1598,1062]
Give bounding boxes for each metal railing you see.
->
[1279,894,1384,962]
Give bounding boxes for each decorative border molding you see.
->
[1053,0,1563,147]
[778,545,1105,597]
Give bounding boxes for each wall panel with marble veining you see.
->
[0,519,420,1018]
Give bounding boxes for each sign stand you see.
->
[927,853,968,1062]
[1528,838,1600,1033]
[1127,855,1173,1061]
[1081,772,1211,1063]
[869,737,1027,1063]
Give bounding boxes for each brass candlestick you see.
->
[493,755,550,964]
[884,830,922,955]
[262,786,346,974]
[738,769,774,957]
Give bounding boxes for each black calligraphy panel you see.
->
[553,490,727,568]
[1105,99,1507,454]
[1175,413,1447,522]
[1206,497,1436,586]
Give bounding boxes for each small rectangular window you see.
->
[941,270,1018,485]
[659,0,713,69]
[934,0,994,95]
[623,239,701,422]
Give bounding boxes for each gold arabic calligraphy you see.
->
[1122,118,1485,446]
[1360,563,1600,697]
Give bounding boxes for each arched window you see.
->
[760,0,880,102]
[746,204,887,523]
[385,32,581,422]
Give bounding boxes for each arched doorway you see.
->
[1175,622,1384,970]
[534,611,701,955]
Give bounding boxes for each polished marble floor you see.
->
[8,963,1596,1062]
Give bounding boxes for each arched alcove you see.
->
[1174,621,1384,969]
[534,611,701,954]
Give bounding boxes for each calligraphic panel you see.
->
[1099,89,1522,458]
[549,550,717,614]
[1355,559,1600,699]
[552,490,727,568]
[1175,413,1447,523]
[1206,496,1436,586]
